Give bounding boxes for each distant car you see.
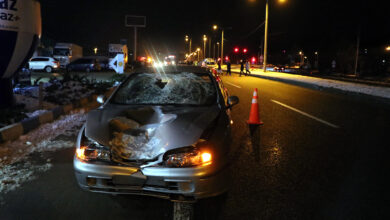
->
[28,57,60,73]
[273,65,285,72]
[66,58,101,73]
[73,66,239,201]
[203,58,216,65]
[93,57,111,70]
[164,58,176,66]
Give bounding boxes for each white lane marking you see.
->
[271,100,340,129]
[225,82,242,89]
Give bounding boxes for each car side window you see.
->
[216,78,229,106]
[30,58,38,62]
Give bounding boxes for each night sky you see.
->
[39,0,390,58]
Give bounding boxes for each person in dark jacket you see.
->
[217,60,222,75]
[239,60,244,77]
[226,60,232,76]
[245,60,251,76]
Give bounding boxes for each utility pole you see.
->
[134,27,137,61]
[263,0,269,72]
[213,43,216,60]
[209,38,211,58]
[217,42,220,59]
[221,29,224,66]
[189,39,192,55]
[354,28,360,76]
[203,35,207,60]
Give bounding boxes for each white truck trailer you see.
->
[53,43,83,68]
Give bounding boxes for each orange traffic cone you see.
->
[247,88,264,125]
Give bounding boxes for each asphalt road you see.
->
[1,72,390,219]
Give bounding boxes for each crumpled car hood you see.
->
[85,104,220,161]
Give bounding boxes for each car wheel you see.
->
[45,66,53,73]
[85,68,91,73]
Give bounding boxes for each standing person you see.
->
[217,60,222,75]
[331,60,336,73]
[245,60,251,76]
[226,60,232,76]
[240,60,244,77]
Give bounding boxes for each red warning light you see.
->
[234,47,239,53]
[243,48,248,53]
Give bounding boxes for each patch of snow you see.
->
[0,112,86,195]
[26,109,48,118]
[0,162,52,195]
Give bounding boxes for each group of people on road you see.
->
[217,59,251,77]
[240,59,251,77]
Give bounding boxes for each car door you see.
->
[29,58,39,70]
[39,58,49,69]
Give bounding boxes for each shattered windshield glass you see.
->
[112,72,217,105]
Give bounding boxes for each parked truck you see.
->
[108,44,128,64]
[53,43,83,68]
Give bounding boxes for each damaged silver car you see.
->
[73,66,239,201]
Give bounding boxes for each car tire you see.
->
[45,66,53,73]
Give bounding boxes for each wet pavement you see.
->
[1,73,390,219]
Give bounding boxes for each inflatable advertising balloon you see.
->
[0,0,41,106]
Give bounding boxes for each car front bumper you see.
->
[73,157,229,201]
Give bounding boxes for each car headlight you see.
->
[76,136,111,162]
[163,147,212,167]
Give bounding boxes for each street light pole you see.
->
[213,43,216,60]
[190,39,192,55]
[263,0,269,72]
[209,38,211,59]
[203,35,207,60]
[221,29,224,66]
[185,35,192,55]
[217,42,220,59]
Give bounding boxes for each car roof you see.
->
[31,56,53,59]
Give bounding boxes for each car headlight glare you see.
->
[163,148,212,167]
[76,137,111,162]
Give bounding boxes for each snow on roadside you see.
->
[228,66,390,99]
[0,162,52,196]
[26,109,49,118]
[0,112,86,196]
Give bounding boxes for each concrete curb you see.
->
[0,88,116,144]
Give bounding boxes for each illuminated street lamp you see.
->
[251,0,287,72]
[197,48,201,61]
[213,25,229,66]
[203,35,207,60]
[185,35,192,55]
[299,51,304,66]
[386,46,390,52]
[93,47,98,55]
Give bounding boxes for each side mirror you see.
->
[227,96,239,108]
[97,95,106,104]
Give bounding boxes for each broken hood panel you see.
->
[85,104,220,161]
